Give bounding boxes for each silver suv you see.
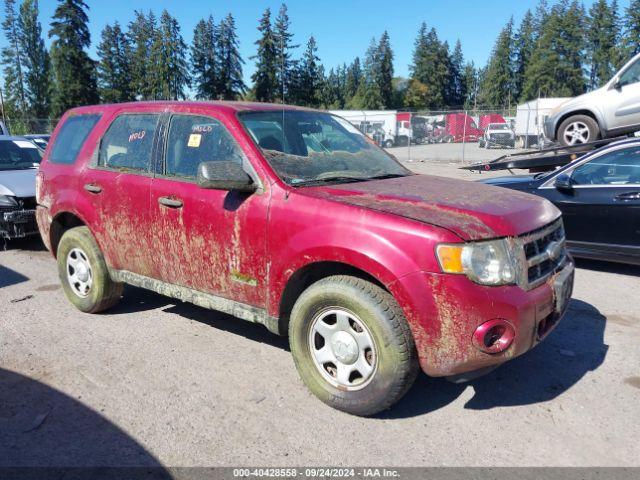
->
[544,53,640,146]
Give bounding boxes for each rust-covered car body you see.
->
[36,101,574,378]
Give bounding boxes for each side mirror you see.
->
[554,173,574,191]
[197,161,256,192]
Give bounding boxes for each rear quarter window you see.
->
[49,114,101,165]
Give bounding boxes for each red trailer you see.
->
[444,113,483,143]
[479,114,507,130]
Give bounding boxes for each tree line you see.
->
[2,0,640,131]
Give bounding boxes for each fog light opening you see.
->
[473,319,515,354]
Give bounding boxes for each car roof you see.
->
[66,100,318,116]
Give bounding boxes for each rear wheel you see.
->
[57,226,123,313]
[289,275,419,416]
[558,115,600,146]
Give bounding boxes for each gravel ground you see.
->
[1,160,639,468]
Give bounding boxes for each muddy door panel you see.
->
[149,177,269,307]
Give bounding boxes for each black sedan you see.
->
[481,138,640,265]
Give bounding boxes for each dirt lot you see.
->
[1,160,639,468]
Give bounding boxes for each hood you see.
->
[300,174,560,241]
[0,168,37,197]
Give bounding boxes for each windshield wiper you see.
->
[292,175,368,187]
[366,173,410,180]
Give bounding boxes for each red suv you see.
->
[36,101,574,415]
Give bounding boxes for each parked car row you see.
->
[0,136,42,241]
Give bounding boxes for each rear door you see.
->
[541,145,640,250]
[82,112,160,277]
[602,56,640,132]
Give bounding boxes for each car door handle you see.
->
[614,192,640,201]
[158,196,183,208]
[84,183,102,194]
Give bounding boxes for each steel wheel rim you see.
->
[66,247,93,298]
[564,121,590,145]
[308,308,378,391]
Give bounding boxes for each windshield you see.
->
[0,139,42,170]
[489,124,509,131]
[238,111,410,185]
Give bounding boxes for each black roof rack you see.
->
[461,136,632,172]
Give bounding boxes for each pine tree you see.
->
[622,0,640,56]
[587,0,619,89]
[97,22,133,103]
[191,16,217,99]
[343,57,362,103]
[522,0,586,100]
[448,40,465,108]
[273,3,298,102]
[149,10,190,100]
[376,31,394,108]
[251,8,278,102]
[462,62,478,110]
[479,18,514,108]
[514,10,535,101]
[1,0,27,119]
[49,0,98,116]
[349,38,384,109]
[18,0,50,120]
[409,24,448,108]
[128,11,156,100]
[296,36,322,107]
[217,14,246,100]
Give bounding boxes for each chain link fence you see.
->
[2,102,553,166]
[329,104,553,165]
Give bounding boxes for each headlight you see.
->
[436,239,519,286]
[0,195,18,207]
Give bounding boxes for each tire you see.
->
[383,139,394,148]
[557,115,600,146]
[57,226,123,313]
[289,275,419,416]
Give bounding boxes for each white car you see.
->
[0,136,41,240]
[544,52,640,146]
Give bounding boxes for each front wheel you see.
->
[57,226,123,313]
[558,115,600,146]
[383,139,394,148]
[289,276,419,416]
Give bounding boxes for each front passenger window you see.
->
[99,114,158,172]
[619,59,640,88]
[165,115,243,179]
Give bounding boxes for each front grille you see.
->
[519,219,567,289]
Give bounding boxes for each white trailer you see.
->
[515,98,571,148]
[329,110,412,147]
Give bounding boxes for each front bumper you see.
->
[392,260,575,377]
[0,207,38,240]
[487,135,515,147]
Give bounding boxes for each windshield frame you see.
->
[235,109,412,187]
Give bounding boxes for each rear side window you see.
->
[99,114,159,172]
[49,114,101,165]
[165,115,243,179]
